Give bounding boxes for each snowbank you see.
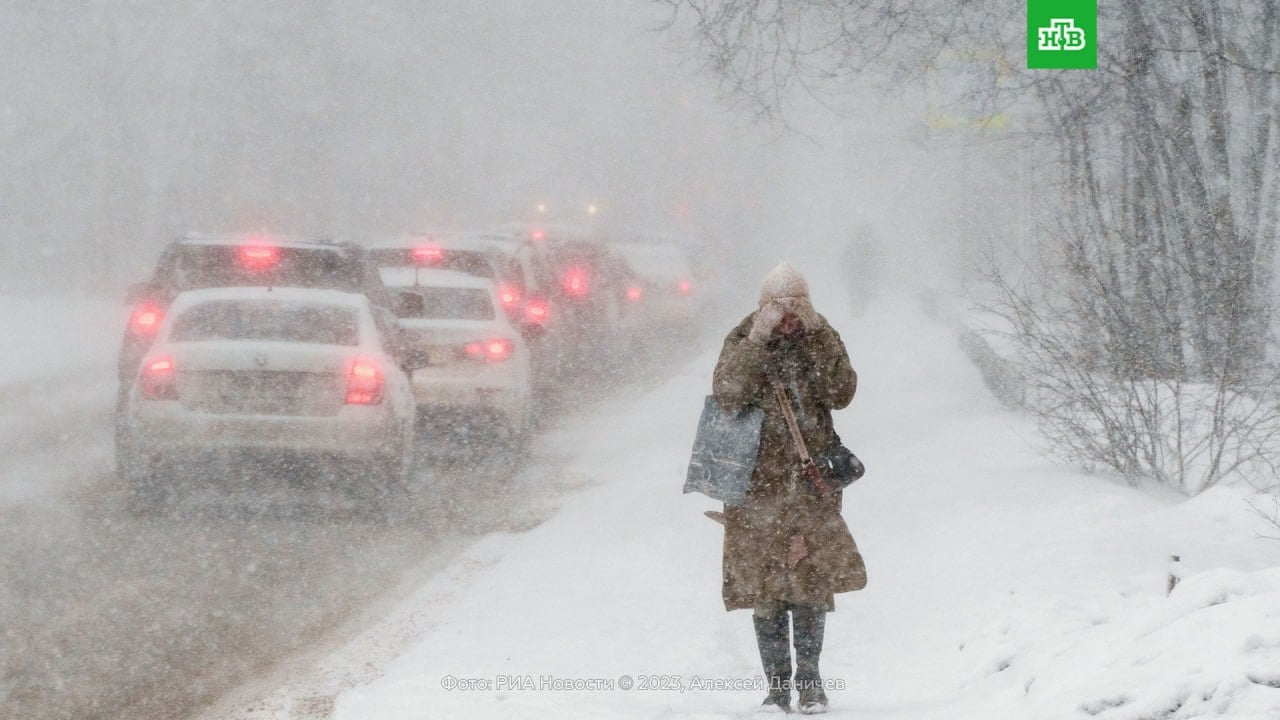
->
[1005,566,1280,719]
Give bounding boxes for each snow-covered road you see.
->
[1,398,590,720]
[207,290,1280,720]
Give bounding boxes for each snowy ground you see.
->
[207,289,1280,720]
[0,295,123,504]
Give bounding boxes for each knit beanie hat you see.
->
[759,262,821,330]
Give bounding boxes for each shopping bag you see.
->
[683,396,764,507]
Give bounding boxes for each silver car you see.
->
[118,287,418,513]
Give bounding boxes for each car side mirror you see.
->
[125,282,154,305]
[395,291,424,319]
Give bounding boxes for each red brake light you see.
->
[140,356,177,400]
[239,244,280,271]
[345,357,384,404]
[412,245,444,266]
[129,303,165,336]
[498,285,521,308]
[626,286,643,302]
[465,338,514,362]
[562,267,590,297]
[530,229,546,242]
[677,280,692,295]
[525,299,549,324]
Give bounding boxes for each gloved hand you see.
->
[748,301,787,343]
[774,296,823,332]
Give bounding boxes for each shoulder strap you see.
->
[771,379,812,464]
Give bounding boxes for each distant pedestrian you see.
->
[712,262,864,714]
[840,224,881,314]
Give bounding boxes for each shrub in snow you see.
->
[977,251,1280,495]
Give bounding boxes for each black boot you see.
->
[792,606,828,714]
[753,609,792,712]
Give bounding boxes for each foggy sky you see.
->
[1,1,986,296]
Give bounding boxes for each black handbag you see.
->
[772,381,865,496]
[813,435,865,490]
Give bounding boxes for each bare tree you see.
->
[1035,2,1280,381]
[996,2,1280,491]
[979,241,1280,492]
[658,0,1010,121]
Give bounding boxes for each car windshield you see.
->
[400,288,494,321]
[170,300,360,345]
[169,245,363,292]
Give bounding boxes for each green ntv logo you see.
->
[1027,0,1096,69]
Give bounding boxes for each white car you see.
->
[118,287,418,512]
[380,267,534,445]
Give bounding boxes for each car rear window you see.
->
[168,245,363,292]
[170,300,360,345]
[370,249,497,279]
[401,288,495,321]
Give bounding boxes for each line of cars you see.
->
[115,228,703,516]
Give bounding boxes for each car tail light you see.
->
[626,286,643,302]
[498,285,521,309]
[677,280,692,295]
[128,302,165,336]
[139,356,177,400]
[412,245,444,266]
[239,244,280,271]
[530,229,546,242]
[562,267,590,297]
[345,357,384,405]
[525,298,549,324]
[465,338,514,362]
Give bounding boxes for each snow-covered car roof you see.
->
[369,232,498,254]
[177,233,338,250]
[167,286,371,313]
[378,267,495,291]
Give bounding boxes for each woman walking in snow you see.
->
[712,262,864,714]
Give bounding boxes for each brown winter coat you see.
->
[713,312,865,611]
